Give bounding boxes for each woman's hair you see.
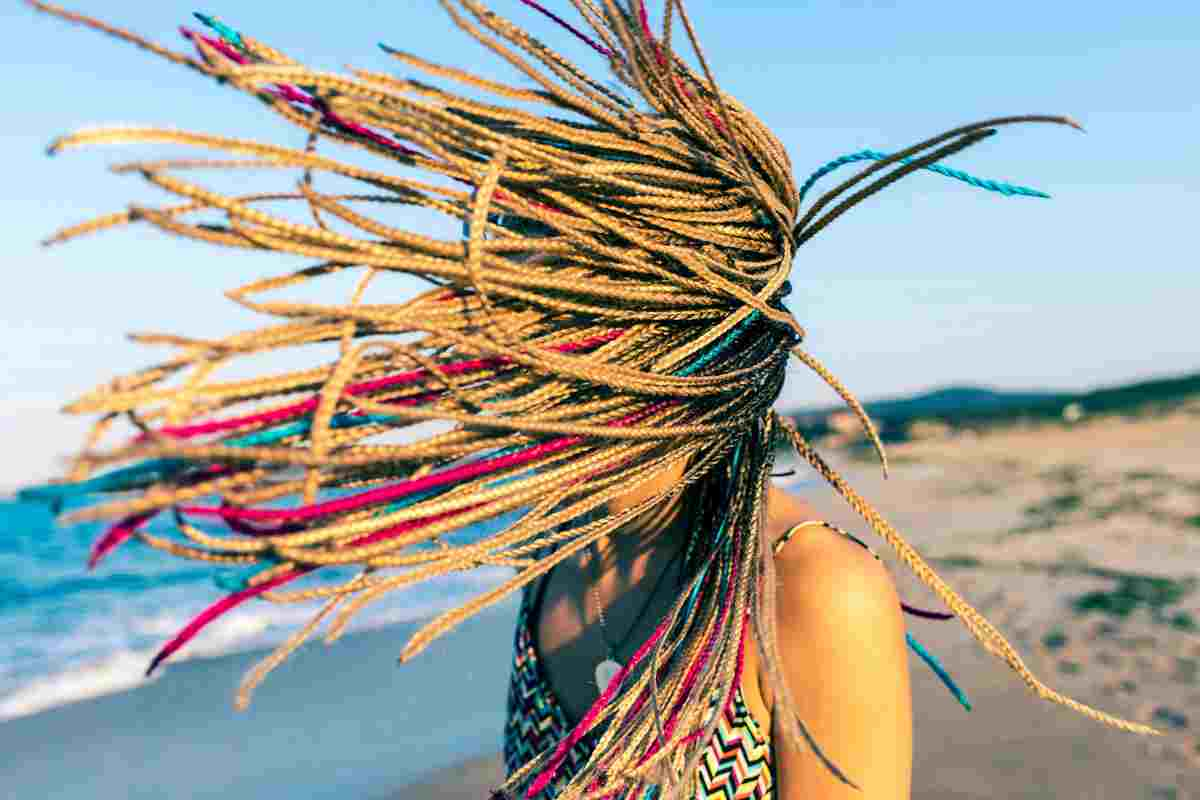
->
[23,1,1160,797]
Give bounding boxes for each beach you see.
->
[0,600,520,799]
[2,408,1197,798]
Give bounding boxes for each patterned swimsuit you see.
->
[501,523,883,800]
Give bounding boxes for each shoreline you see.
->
[0,600,520,799]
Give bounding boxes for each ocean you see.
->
[0,496,519,722]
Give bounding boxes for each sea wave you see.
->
[0,564,516,722]
[1,491,525,722]
[0,648,164,721]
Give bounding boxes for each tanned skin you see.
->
[762,483,913,799]
[533,463,913,799]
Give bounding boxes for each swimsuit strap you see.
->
[773,519,881,561]
[772,519,974,711]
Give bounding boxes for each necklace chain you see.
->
[589,537,684,661]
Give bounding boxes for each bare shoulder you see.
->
[765,483,884,574]
[773,521,901,645]
[764,480,900,628]
[764,485,913,797]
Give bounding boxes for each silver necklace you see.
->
[588,538,684,695]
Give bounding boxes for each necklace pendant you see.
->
[595,658,622,693]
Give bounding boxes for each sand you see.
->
[3,409,1198,798]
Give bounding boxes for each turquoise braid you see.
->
[906,632,973,711]
[798,148,1050,207]
[193,12,246,52]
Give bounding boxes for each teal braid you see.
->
[18,459,185,505]
[225,412,398,448]
[677,313,758,378]
[193,12,246,52]
[798,148,1050,207]
[19,413,401,502]
[212,485,452,592]
[906,631,973,711]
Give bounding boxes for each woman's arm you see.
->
[770,520,914,799]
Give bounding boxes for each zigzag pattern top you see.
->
[504,562,772,800]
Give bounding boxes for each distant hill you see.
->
[1068,371,1200,417]
[855,386,1066,419]
[785,370,1200,444]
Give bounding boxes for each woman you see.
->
[506,460,913,799]
[22,2,1160,799]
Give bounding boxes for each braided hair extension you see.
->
[22,1,1162,797]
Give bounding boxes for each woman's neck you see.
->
[594,497,689,563]
[600,457,690,545]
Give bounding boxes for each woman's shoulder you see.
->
[765,482,900,629]
[761,485,913,797]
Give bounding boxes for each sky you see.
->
[1,1,1197,488]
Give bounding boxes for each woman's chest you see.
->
[504,584,775,800]
[531,554,694,723]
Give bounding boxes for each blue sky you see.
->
[2,1,1197,486]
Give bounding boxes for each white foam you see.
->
[0,648,161,722]
[0,566,518,722]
